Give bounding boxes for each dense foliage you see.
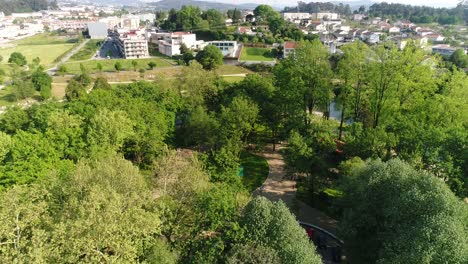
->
[0,0,48,15]
[283,1,352,16]
[340,159,468,263]
[369,2,466,24]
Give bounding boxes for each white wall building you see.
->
[311,12,340,20]
[208,41,239,57]
[157,32,204,57]
[282,13,311,21]
[121,15,140,30]
[116,33,149,59]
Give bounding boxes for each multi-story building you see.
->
[121,15,140,30]
[157,32,204,57]
[208,41,239,57]
[116,33,149,59]
[311,12,340,20]
[282,13,312,21]
[87,22,108,39]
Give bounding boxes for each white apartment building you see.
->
[121,15,140,30]
[116,33,149,59]
[283,41,297,58]
[11,12,42,18]
[282,13,311,21]
[99,16,121,29]
[157,32,204,57]
[311,12,340,20]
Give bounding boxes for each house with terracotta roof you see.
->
[283,41,297,58]
[236,26,255,36]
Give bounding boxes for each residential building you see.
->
[283,41,297,58]
[353,14,365,21]
[426,34,445,42]
[0,12,4,20]
[311,12,340,20]
[121,15,140,30]
[99,16,120,29]
[395,36,428,50]
[138,13,156,22]
[236,26,255,36]
[116,33,149,59]
[11,12,42,18]
[87,22,108,39]
[208,41,239,57]
[157,32,204,57]
[282,13,311,21]
[387,26,400,34]
[432,44,459,56]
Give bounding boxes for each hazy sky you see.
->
[211,0,461,8]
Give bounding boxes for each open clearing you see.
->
[239,47,275,62]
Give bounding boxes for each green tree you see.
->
[0,106,29,134]
[114,61,123,71]
[240,197,322,264]
[31,69,52,100]
[96,62,103,72]
[57,64,67,76]
[195,45,223,70]
[131,60,138,71]
[253,5,280,24]
[0,55,3,62]
[12,80,35,100]
[8,52,27,66]
[450,48,468,68]
[148,61,157,69]
[65,79,86,100]
[340,159,468,263]
[93,76,111,90]
[227,243,280,264]
[87,108,134,154]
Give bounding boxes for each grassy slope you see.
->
[0,33,79,67]
[62,58,174,74]
[239,47,274,62]
[240,152,269,192]
[69,40,103,62]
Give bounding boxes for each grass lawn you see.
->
[69,40,104,61]
[239,47,275,62]
[0,44,75,67]
[240,152,269,192]
[215,65,252,75]
[62,58,174,74]
[0,33,80,68]
[222,76,245,83]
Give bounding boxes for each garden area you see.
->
[239,47,275,62]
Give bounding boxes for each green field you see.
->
[222,76,245,83]
[0,33,80,68]
[239,47,275,62]
[69,40,103,61]
[240,152,269,192]
[62,58,174,74]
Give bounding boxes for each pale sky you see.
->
[212,0,461,8]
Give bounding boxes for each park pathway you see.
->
[253,146,339,235]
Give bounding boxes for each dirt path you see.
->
[253,147,339,235]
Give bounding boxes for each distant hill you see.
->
[0,0,48,15]
[147,0,258,11]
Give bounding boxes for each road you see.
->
[46,39,90,76]
[253,146,343,263]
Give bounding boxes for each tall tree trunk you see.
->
[339,99,346,140]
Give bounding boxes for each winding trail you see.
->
[253,146,339,235]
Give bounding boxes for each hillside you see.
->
[148,0,258,10]
[0,0,48,15]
